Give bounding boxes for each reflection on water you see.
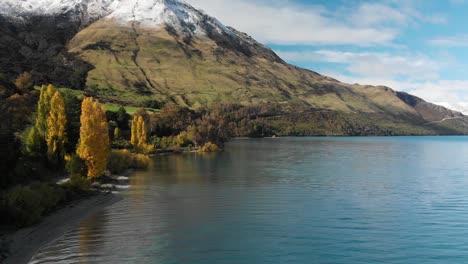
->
[30,137,468,263]
[78,213,107,262]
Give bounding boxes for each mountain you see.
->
[1,0,468,135]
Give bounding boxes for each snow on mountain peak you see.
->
[0,0,113,18]
[0,0,230,37]
[108,0,229,34]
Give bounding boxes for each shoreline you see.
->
[1,192,122,264]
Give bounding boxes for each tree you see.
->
[114,127,121,139]
[27,84,59,159]
[116,106,130,130]
[131,115,147,148]
[62,90,82,153]
[76,97,110,178]
[14,72,34,92]
[189,111,229,147]
[26,126,43,157]
[35,84,55,137]
[46,90,67,162]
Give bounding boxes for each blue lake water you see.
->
[30,137,468,263]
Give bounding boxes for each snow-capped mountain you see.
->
[1,0,467,135]
[0,0,230,37]
[0,0,113,24]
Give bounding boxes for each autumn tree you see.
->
[14,72,34,92]
[77,97,110,178]
[46,90,67,162]
[114,127,121,140]
[131,115,148,148]
[27,84,61,159]
[188,110,229,147]
[35,84,55,137]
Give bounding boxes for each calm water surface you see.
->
[30,137,468,263]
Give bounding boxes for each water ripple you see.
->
[30,137,468,263]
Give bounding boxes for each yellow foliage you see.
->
[46,90,67,160]
[108,149,151,174]
[176,131,193,147]
[36,84,56,137]
[114,127,121,139]
[76,97,110,178]
[198,142,219,153]
[14,72,33,91]
[131,115,150,151]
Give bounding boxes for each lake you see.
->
[29,137,468,263]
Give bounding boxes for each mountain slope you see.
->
[1,0,467,135]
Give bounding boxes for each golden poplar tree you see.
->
[131,115,138,147]
[137,115,147,146]
[36,84,55,137]
[27,84,59,157]
[77,97,110,178]
[131,115,147,148]
[46,90,67,161]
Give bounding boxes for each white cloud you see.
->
[429,35,468,47]
[349,3,408,26]
[188,0,445,45]
[276,50,439,80]
[188,0,398,46]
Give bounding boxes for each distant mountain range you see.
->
[1,0,468,135]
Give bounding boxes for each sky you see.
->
[187,0,468,113]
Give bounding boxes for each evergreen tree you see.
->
[77,97,110,178]
[25,126,43,157]
[116,106,130,130]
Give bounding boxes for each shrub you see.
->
[12,157,48,183]
[132,153,151,169]
[152,136,178,150]
[4,183,65,227]
[5,185,42,226]
[176,131,193,148]
[63,175,91,193]
[136,143,154,155]
[65,154,87,177]
[199,142,219,153]
[112,139,132,150]
[108,149,131,174]
[108,149,151,174]
[30,182,64,211]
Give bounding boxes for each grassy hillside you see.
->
[68,21,413,112]
[65,19,468,135]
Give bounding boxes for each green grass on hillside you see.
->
[104,103,159,115]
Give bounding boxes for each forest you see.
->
[0,72,284,228]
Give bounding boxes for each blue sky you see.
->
[189,0,468,113]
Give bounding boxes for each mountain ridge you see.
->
[1,0,467,135]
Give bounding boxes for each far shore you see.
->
[1,192,122,264]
